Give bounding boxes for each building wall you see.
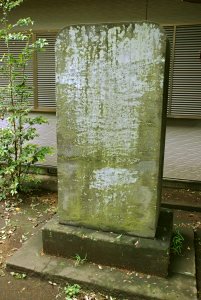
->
[11,0,201,30]
[164,118,201,181]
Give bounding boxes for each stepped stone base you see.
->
[6,221,197,300]
[42,209,173,278]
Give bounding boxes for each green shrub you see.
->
[0,0,52,199]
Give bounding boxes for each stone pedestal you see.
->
[43,209,173,277]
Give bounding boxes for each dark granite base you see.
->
[6,229,197,300]
[42,209,173,277]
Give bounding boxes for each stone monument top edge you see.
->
[56,21,167,39]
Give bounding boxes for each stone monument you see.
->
[6,22,197,299]
[43,22,172,277]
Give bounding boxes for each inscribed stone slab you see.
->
[56,22,168,238]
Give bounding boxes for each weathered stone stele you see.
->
[56,22,168,238]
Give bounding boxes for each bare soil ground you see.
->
[0,187,200,300]
[0,190,111,300]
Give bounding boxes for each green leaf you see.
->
[14,17,34,27]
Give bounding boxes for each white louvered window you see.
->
[36,33,57,109]
[171,25,201,117]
